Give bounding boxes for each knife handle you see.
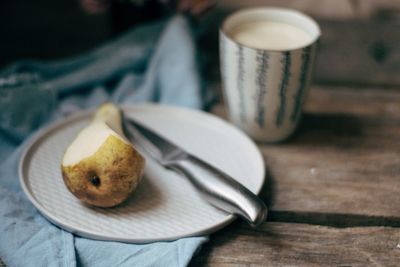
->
[167,155,267,227]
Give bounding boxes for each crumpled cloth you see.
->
[0,15,208,267]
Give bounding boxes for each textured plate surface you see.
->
[19,103,265,243]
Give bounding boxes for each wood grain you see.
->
[199,8,400,86]
[1,1,400,266]
[218,0,400,19]
[212,85,400,226]
[314,19,400,86]
[2,1,400,87]
[191,222,400,267]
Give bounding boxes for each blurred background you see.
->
[1,0,399,87]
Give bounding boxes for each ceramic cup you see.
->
[220,7,321,142]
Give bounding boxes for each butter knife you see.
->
[123,116,267,227]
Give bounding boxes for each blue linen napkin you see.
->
[0,15,208,267]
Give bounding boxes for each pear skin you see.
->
[61,103,145,207]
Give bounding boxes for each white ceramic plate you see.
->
[19,103,265,243]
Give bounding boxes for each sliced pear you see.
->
[61,103,145,207]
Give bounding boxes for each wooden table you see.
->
[1,1,400,266]
[189,5,400,264]
[190,85,400,266]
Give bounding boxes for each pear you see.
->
[61,103,145,207]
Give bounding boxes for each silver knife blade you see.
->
[122,113,268,226]
[123,117,186,164]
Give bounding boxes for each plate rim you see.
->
[19,103,265,243]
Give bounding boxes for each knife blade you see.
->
[123,116,267,227]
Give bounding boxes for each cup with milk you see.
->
[220,7,320,142]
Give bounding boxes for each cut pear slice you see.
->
[61,103,145,207]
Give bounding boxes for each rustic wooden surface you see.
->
[218,0,400,20]
[314,20,400,86]
[189,85,400,265]
[199,10,400,87]
[2,1,400,266]
[191,222,400,267]
[265,87,400,222]
[211,86,400,226]
[2,1,400,88]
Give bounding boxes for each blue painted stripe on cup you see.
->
[291,46,312,122]
[237,46,246,123]
[254,51,269,128]
[276,52,291,127]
